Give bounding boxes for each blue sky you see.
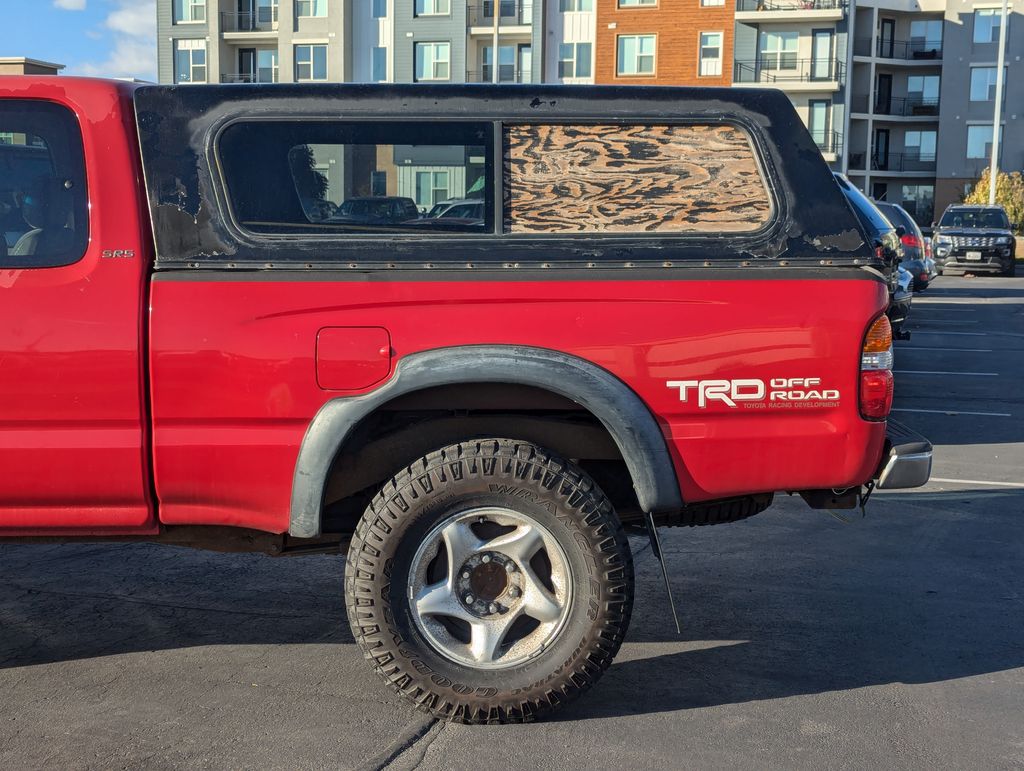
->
[0,1,157,81]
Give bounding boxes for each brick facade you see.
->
[594,0,733,86]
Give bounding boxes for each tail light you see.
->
[860,315,894,420]
[900,234,921,249]
[920,273,928,281]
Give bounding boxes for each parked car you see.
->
[834,174,912,338]
[436,199,484,220]
[329,196,419,226]
[874,200,933,291]
[0,79,932,724]
[932,204,1016,276]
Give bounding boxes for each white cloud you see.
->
[106,3,156,39]
[53,0,87,10]
[74,0,157,82]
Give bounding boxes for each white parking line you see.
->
[909,319,979,324]
[894,347,993,352]
[894,370,998,376]
[910,331,987,336]
[930,477,1024,489]
[891,407,1012,417]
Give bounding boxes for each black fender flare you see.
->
[288,345,683,537]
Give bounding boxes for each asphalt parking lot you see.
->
[1,275,1022,770]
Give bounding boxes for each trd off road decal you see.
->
[667,378,841,409]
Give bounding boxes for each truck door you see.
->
[0,89,153,533]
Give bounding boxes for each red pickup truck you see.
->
[0,77,931,723]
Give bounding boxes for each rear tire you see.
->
[345,438,634,724]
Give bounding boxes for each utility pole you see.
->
[988,0,1009,204]
[492,0,500,84]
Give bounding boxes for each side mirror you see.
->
[895,225,907,237]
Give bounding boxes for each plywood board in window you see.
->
[504,124,772,234]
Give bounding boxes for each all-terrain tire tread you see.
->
[344,438,634,725]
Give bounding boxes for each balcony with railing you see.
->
[221,72,279,84]
[735,0,845,19]
[853,37,942,61]
[733,58,844,88]
[851,94,940,117]
[220,11,278,34]
[814,130,843,157]
[466,68,532,83]
[467,1,533,29]
[870,152,937,173]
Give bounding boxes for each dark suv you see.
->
[933,205,1017,277]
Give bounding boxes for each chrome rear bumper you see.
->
[876,420,933,489]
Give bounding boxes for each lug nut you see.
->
[464,594,474,604]
[481,554,490,563]
[505,562,516,573]
[509,587,521,598]
[462,571,471,579]
[488,603,498,614]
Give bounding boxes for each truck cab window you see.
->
[0,101,88,267]
[217,120,493,237]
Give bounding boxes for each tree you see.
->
[964,168,1024,232]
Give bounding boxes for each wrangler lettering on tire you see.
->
[344,439,634,724]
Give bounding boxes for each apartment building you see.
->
[933,0,1023,217]
[846,0,1023,223]
[158,0,350,85]
[733,0,849,166]
[155,0,1021,224]
[594,0,734,87]
[158,1,546,85]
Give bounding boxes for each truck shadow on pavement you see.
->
[0,489,1021,722]
[565,488,1024,720]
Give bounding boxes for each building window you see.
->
[173,0,206,23]
[372,0,387,17]
[558,42,592,78]
[908,19,942,53]
[901,185,934,223]
[483,44,529,82]
[295,0,327,17]
[257,49,279,83]
[415,170,450,208]
[295,44,328,81]
[415,0,450,15]
[257,0,279,24]
[559,0,593,9]
[618,0,657,6]
[970,66,1006,101]
[701,0,725,6]
[173,39,207,83]
[967,124,1001,159]
[414,42,451,81]
[698,33,722,77]
[759,30,798,71]
[616,35,656,76]
[907,75,939,107]
[371,47,387,81]
[973,8,1002,43]
[904,130,936,160]
[808,99,831,148]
